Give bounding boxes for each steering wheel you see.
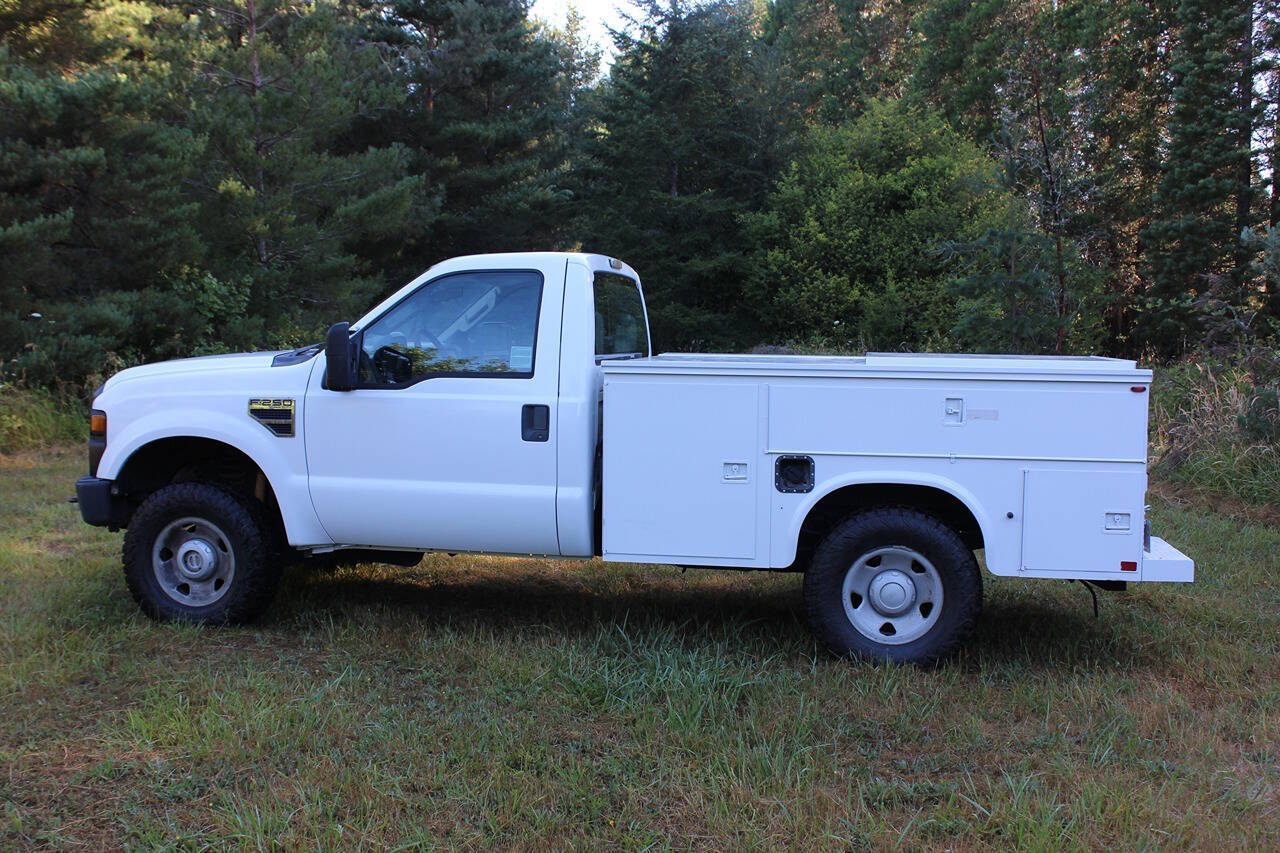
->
[387,329,445,354]
[367,329,448,384]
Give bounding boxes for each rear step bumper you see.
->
[1143,536,1194,582]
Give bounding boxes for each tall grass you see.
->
[1150,353,1280,506]
[0,385,84,454]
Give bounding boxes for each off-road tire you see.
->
[122,483,281,624]
[803,507,982,665]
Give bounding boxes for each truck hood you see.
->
[103,352,283,391]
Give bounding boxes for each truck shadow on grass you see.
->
[270,563,1167,673]
[968,596,1162,672]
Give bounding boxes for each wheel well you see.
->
[114,437,285,538]
[791,483,985,571]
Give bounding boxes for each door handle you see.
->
[521,404,550,442]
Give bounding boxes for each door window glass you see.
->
[359,270,542,386]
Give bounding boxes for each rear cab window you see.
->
[594,272,649,359]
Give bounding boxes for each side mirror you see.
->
[325,322,358,391]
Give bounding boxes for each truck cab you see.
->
[76,252,1193,664]
[303,252,637,557]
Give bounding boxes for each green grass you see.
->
[2,448,1278,848]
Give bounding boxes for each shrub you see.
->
[744,100,1002,352]
[0,386,83,454]
[0,283,262,401]
[1150,352,1280,505]
[1238,387,1280,443]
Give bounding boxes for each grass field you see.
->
[2,448,1278,849]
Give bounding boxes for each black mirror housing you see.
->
[325,322,357,391]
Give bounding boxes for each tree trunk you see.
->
[1272,68,1280,229]
[248,0,268,266]
[1233,4,1254,295]
[1031,64,1069,353]
[1266,7,1280,320]
[1008,190,1018,351]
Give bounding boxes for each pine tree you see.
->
[364,0,577,262]
[576,0,787,350]
[1142,0,1256,354]
[763,0,919,125]
[911,0,1015,142]
[1064,0,1179,351]
[177,0,425,334]
[1,2,209,392]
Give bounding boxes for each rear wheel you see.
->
[803,507,982,664]
[123,483,281,624]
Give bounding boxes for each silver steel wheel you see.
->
[840,546,943,645]
[151,516,236,607]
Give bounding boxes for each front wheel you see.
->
[122,483,282,625]
[803,508,982,664]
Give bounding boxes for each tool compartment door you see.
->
[603,380,759,562]
[1020,468,1145,577]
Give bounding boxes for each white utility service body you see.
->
[76,251,1193,663]
[602,352,1192,583]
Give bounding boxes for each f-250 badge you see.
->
[248,398,295,437]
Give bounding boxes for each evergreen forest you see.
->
[3,0,1279,398]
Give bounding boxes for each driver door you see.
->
[303,265,562,554]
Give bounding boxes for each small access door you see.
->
[1019,468,1145,577]
[304,262,564,554]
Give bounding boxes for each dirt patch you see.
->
[0,741,163,848]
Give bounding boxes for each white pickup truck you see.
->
[76,252,1194,663]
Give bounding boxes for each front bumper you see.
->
[75,476,130,529]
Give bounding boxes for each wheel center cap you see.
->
[176,539,218,580]
[869,569,916,615]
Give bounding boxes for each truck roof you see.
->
[601,352,1150,383]
[428,250,630,269]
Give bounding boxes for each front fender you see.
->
[98,405,331,547]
